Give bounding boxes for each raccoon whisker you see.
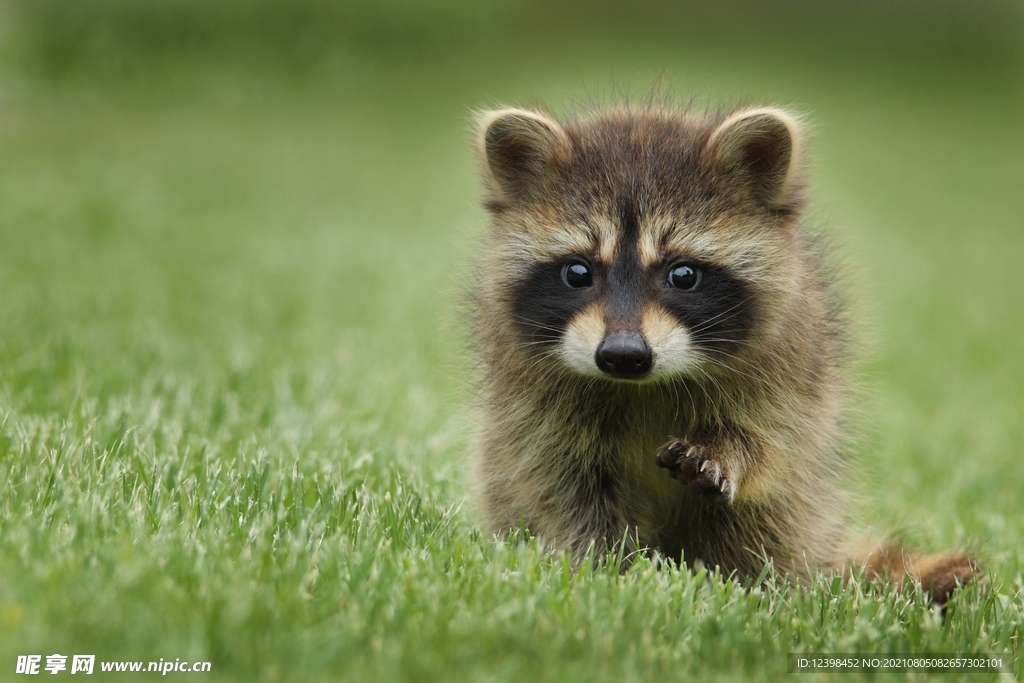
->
[695,340,806,387]
[493,346,555,382]
[510,315,569,336]
[690,337,751,346]
[691,345,773,380]
[511,303,570,320]
[696,343,777,375]
[706,365,770,388]
[695,344,764,367]
[686,296,758,336]
[693,359,749,416]
[669,376,687,423]
[697,352,773,387]
[702,343,832,386]
[513,340,562,348]
[519,350,563,377]
[685,365,724,419]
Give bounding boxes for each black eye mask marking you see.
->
[510,253,756,359]
[657,260,756,355]
[511,258,601,347]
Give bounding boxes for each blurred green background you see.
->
[0,1,1021,681]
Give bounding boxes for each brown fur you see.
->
[468,101,979,603]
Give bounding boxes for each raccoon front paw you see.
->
[655,440,735,503]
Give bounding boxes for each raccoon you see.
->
[469,102,978,603]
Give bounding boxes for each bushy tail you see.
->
[848,540,981,605]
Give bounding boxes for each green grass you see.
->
[0,1,1022,680]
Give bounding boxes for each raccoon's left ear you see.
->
[705,108,803,210]
[475,108,571,208]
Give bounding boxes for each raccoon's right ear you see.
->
[476,108,570,208]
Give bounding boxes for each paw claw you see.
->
[655,439,734,504]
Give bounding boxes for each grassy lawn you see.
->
[0,1,1021,680]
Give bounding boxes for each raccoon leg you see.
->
[655,437,746,503]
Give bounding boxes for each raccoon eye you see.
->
[562,262,593,288]
[668,264,700,290]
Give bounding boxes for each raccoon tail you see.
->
[845,539,982,605]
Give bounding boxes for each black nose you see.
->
[595,332,653,377]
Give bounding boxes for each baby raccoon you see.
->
[469,102,978,603]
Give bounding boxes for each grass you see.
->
[0,1,1022,680]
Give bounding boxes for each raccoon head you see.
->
[476,105,805,383]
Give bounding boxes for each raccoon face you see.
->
[476,105,803,382]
